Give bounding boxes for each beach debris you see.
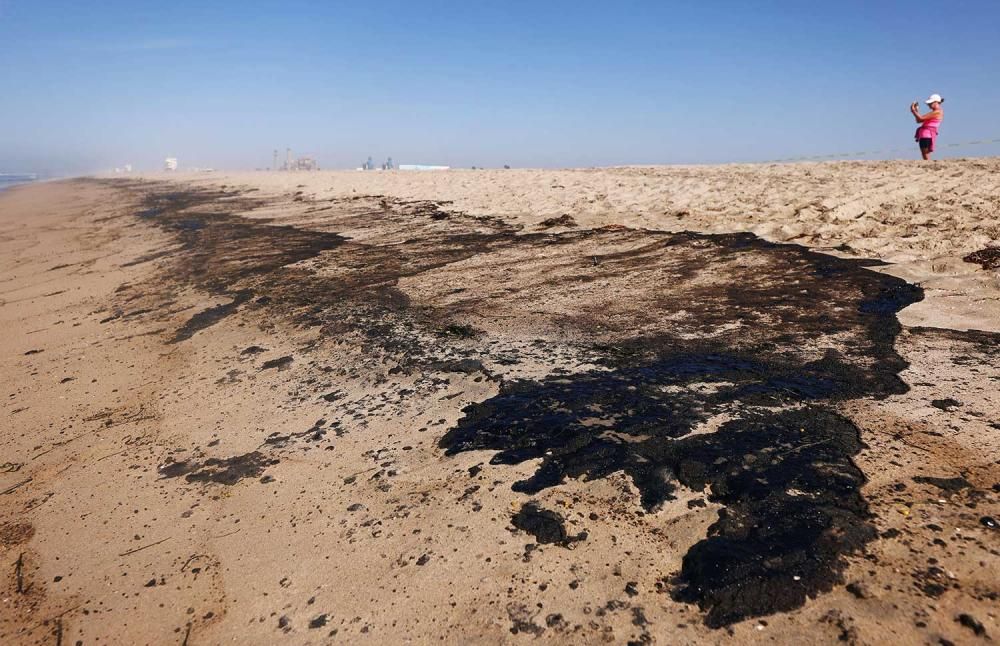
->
[118,536,171,558]
[2,478,32,495]
[15,552,26,593]
[538,214,578,228]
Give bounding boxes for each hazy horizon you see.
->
[3,0,999,175]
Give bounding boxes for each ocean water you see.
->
[0,174,38,192]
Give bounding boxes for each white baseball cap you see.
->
[925,93,944,104]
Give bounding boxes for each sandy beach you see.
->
[2,161,998,645]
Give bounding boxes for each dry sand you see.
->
[1,161,998,645]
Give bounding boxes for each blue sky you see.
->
[1,0,998,173]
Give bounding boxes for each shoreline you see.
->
[2,171,998,644]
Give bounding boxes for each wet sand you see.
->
[1,165,998,644]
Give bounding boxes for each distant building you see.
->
[277,148,319,171]
[164,157,178,171]
[289,157,318,171]
[398,164,450,171]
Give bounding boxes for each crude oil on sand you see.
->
[2,160,999,645]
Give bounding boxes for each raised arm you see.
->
[912,106,942,123]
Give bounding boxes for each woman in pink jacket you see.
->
[911,94,944,160]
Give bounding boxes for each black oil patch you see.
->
[438,324,482,339]
[957,613,988,638]
[912,475,971,492]
[159,452,273,485]
[442,368,879,626]
[441,346,907,508]
[437,235,923,626]
[110,181,512,357]
[511,502,586,546]
[963,246,1000,270]
[113,183,348,343]
[907,325,1000,349]
[425,359,487,374]
[262,420,328,448]
[170,291,252,343]
[666,409,872,627]
[930,398,961,411]
[260,355,293,371]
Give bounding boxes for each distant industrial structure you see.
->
[356,156,448,171]
[164,157,178,171]
[274,148,318,171]
[288,157,318,171]
[357,156,395,170]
